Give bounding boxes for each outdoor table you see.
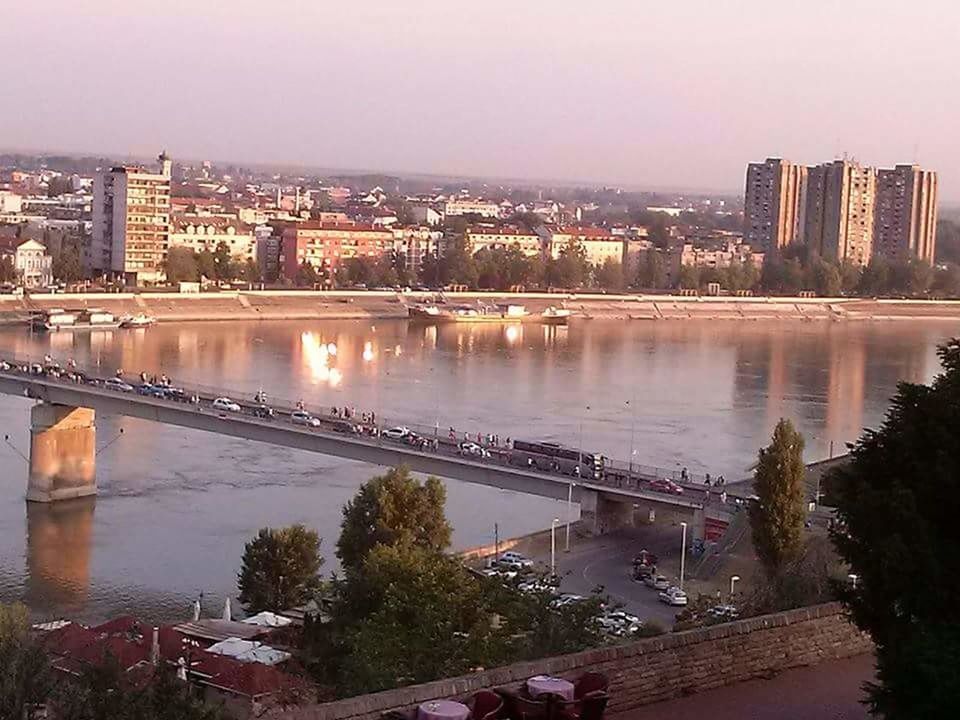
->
[418,700,470,720]
[526,675,575,701]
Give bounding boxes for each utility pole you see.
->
[494,522,499,562]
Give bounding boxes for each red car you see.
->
[648,478,684,495]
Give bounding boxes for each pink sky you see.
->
[1,1,957,199]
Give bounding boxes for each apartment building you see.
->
[804,160,876,265]
[168,215,256,261]
[91,152,172,285]
[443,198,501,219]
[874,164,938,263]
[542,226,625,266]
[466,226,543,257]
[392,227,442,278]
[744,158,806,254]
[280,222,394,279]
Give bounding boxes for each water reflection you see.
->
[25,498,95,617]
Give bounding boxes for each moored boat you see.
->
[30,308,121,332]
[120,313,157,328]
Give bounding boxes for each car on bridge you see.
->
[212,397,241,413]
[291,410,321,427]
[104,377,134,393]
[458,441,490,458]
[383,426,411,440]
[136,383,161,396]
[648,478,684,495]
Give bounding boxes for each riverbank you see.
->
[3,290,960,325]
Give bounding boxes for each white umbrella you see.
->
[222,597,232,622]
[191,599,201,622]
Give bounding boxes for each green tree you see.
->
[839,259,862,294]
[0,603,54,720]
[213,242,232,281]
[196,250,216,280]
[830,339,960,718]
[858,257,890,296]
[811,258,842,296]
[546,241,589,288]
[0,255,16,283]
[53,240,84,283]
[163,246,198,284]
[296,261,319,287]
[782,258,805,294]
[595,259,624,291]
[237,524,324,612]
[749,419,806,577]
[46,175,75,197]
[932,263,960,297]
[677,264,700,290]
[336,467,451,573]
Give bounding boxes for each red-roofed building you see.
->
[281,223,394,279]
[540,225,625,266]
[202,661,309,719]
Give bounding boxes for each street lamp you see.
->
[679,522,688,590]
[564,481,574,553]
[729,574,740,599]
[626,398,637,475]
[848,573,859,590]
[550,517,560,576]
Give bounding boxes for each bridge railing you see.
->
[2,352,726,494]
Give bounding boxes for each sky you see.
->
[1,1,958,200]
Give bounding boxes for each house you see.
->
[14,239,53,288]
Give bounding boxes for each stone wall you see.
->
[264,603,872,720]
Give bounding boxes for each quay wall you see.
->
[264,602,872,720]
[2,290,960,325]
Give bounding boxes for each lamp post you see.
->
[550,517,560,576]
[679,522,688,590]
[626,398,637,475]
[729,574,740,599]
[848,573,859,590]
[564,480,573,552]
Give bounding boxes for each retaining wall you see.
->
[264,602,872,720]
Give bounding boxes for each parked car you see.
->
[162,387,187,402]
[136,383,158,396]
[632,563,656,582]
[383,426,411,440]
[498,551,534,569]
[518,579,559,595]
[459,441,490,458]
[212,397,241,413]
[648,478,684,495]
[598,610,642,636]
[550,593,587,608]
[104,377,134,393]
[643,574,670,591]
[659,586,689,606]
[481,567,518,581]
[708,604,740,621]
[291,410,321,427]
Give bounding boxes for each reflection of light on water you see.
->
[362,341,375,362]
[394,344,402,356]
[301,332,342,386]
[505,325,521,344]
[327,343,337,356]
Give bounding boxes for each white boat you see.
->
[120,313,157,328]
[541,306,572,324]
[31,309,120,332]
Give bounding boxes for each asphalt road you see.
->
[531,525,689,626]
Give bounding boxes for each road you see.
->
[529,526,689,626]
[615,653,874,720]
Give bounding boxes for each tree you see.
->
[242,258,261,284]
[0,255,15,283]
[858,257,890,296]
[935,219,960,265]
[749,419,806,577]
[838,259,862,294]
[811,258,842,296]
[595,259,624,291]
[677,264,699,290]
[46,175,75,197]
[0,603,53,720]
[932,263,960,297]
[52,240,84,283]
[546,241,589,288]
[163,246,198,284]
[295,261,319,287]
[196,250,216,280]
[829,339,960,718]
[237,525,324,612]
[336,467,451,573]
[213,242,232,281]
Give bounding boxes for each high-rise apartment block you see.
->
[874,165,938,263]
[804,160,876,266]
[745,157,937,266]
[91,152,172,285]
[744,159,806,254]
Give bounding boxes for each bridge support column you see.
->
[26,403,97,503]
[580,489,636,535]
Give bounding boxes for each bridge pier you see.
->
[580,490,637,535]
[26,403,97,503]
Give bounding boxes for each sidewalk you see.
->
[611,654,874,720]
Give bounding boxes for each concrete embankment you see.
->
[3,290,960,325]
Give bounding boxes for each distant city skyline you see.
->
[1,1,957,200]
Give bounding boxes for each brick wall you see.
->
[264,603,872,720]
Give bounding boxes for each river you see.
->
[0,318,955,622]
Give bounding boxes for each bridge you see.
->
[0,360,725,539]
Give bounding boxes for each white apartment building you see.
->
[443,198,501,219]
[91,152,172,285]
[541,226,626,266]
[392,227,442,278]
[168,215,256,261]
[466,226,543,257]
[0,190,23,214]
